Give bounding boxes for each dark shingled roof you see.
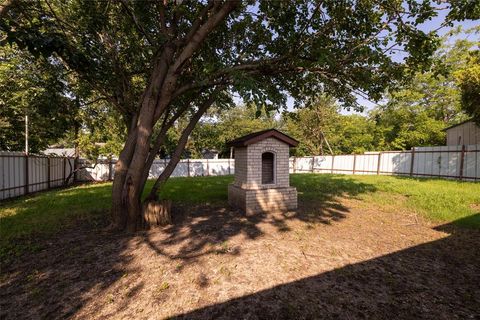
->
[226,129,299,148]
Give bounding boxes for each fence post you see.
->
[187,158,191,177]
[206,158,210,176]
[352,154,356,175]
[47,157,51,189]
[108,159,113,181]
[459,144,466,180]
[24,154,29,195]
[63,157,66,184]
[331,155,335,174]
[376,152,382,175]
[409,148,415,176]
[311,156,315,173]
[293,157,296,173]
[73,157,78,183]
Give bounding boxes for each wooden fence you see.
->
[1,144,478,201]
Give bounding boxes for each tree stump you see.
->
[142,200,172,228]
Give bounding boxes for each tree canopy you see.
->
[0,43,77,153]
[455,50,480,124]
[2,0,478,231]
[370,28,478,149]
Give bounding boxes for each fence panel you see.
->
[314,156,332,173]
[332,155,354,174]
[0,152,75,200]
[78,159,112,181]
[353,154,376,175]
[464,145,479,181]
[379,152,410,175]
[1,145,478,201]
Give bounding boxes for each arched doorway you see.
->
[261,152,275,184]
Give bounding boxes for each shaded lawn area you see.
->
[1,174,479,248]
[0,174,479,319]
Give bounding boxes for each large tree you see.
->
[1,0,477,231]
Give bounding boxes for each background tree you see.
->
[283,96,338,156]
[214,104,278,157]
[75,102,126,159]
[163,104,278,158]
[283,97,378,155]
[0,44,77,153]
[370,29,478,150]
[2,0,477,231]
[455,50,480,124]
[330,115,378,154]
[187,121,221,158]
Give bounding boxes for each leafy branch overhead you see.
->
[3,1,473,117]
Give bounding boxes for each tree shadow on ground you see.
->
[0,217,136,319]
[143,174,376,265]
[172,215,480,320]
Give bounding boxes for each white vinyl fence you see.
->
[76,158,235,182]
[290,145,479,180]
[0,152,75,200]
[1,144,478,201]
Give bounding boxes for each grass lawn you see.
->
[1,174,479,252]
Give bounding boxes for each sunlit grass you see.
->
[0,183,112,241]
[1,174,478,250]
[343,175,480,226]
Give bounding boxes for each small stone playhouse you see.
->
[227,129,298,215]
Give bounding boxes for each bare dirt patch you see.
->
[1,198,479,319]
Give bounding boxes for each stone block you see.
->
[228,184,297,216]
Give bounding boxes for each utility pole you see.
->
[25,114,29,155]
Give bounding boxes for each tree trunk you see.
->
[111,134,153,232]
[110,92,220,232]
[110,124,139,231]
[111,141,173,231]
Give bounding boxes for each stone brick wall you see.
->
[229,136,297,215]
[244,187,297,215]
[233,147,248,188]
[228,184,297,215]
[232,137,290,190]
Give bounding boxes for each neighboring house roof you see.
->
[43,148,76,157]
[442,119,476,131]
[201,148,219,159]
[227,129,299,147]
[201,148,219,153]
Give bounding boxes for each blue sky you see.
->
[345,13,480,116]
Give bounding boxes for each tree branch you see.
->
[147,87,223,199]
[171,0,239,73]
[138,102,193,195]
[120,0,154,46]
[182,0,215,45]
